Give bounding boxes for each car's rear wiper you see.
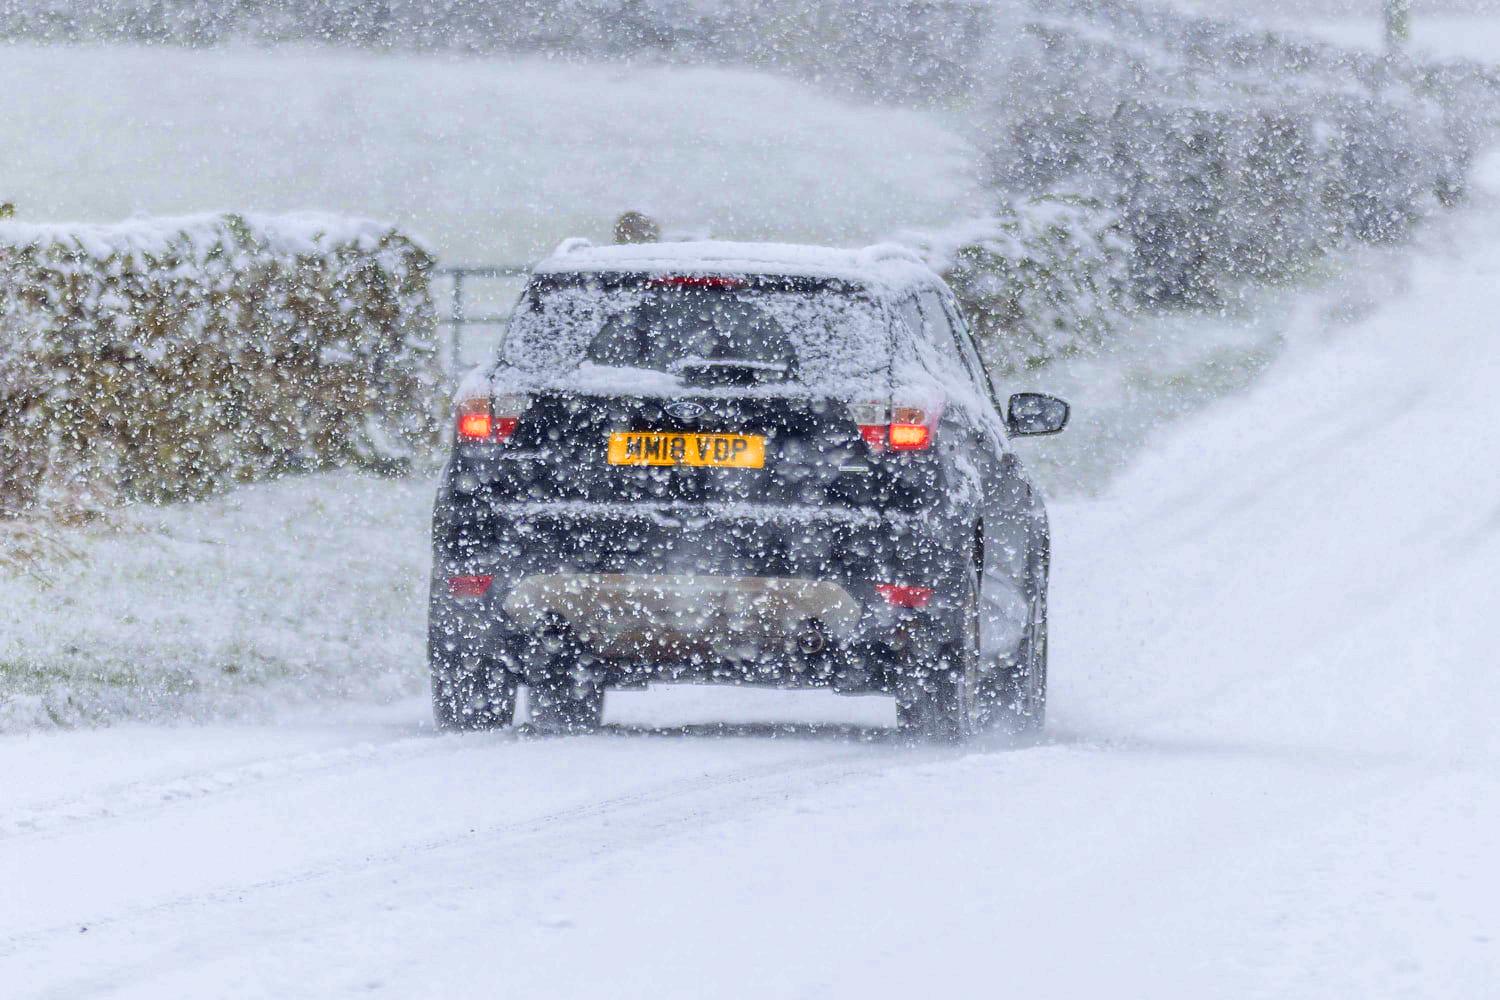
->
[669,357,793,387]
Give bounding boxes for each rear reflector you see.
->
[448,575,494,598]
[875,583,935,609]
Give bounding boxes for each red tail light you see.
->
[876,583,935,609]
[848,402,935,453]
[448,574,494,598]
[456,394,528,444]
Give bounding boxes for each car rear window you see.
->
[503,273,891,393]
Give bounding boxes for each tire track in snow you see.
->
[0,717,908,842]
[0,734,466,841]
[0,736,951,984]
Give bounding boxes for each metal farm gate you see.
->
[433,264,528,375]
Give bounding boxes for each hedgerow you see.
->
[903,194,1133,373]
[904,0,1497,369]
[0,213,438,515]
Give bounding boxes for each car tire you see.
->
[983,588,1048,737]
[523,624,605,734]
[896,566,978,742]
[430,632,517,732]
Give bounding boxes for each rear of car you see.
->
[429,241,1057,738]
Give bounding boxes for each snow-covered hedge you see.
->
[0,213,438,514]
[895,0,1497,371]
[990,0,1496,307]
[903,194,1133,373]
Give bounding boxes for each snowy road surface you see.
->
[5,182,1500,1000]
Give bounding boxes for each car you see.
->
[428,239,1069,740]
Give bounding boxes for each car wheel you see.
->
[523,623,605,734]
[985,588,1048,737]
[896,566,978,743]
[430,632,517,732]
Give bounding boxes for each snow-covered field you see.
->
[3,137,1499,1000]
[0,44,983,264]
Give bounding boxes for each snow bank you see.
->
[1052,149,1500,768]
[0,213,439,514]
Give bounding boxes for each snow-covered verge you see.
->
[0,472,433,731]
[2,151,1498,1000]
[1054,221,1500,769]
[0,213,437,514]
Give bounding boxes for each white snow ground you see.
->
[3,156,1499,1000]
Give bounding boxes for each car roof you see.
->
[531,239,943,296]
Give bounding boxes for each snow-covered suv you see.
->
[429,240,1069,739]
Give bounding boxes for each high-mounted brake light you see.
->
[456,394,528,444]
[448,575,494,598]
[847,402,935,453]
[875,583,935,609]
[648,275,747,289]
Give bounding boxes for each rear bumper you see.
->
[503,573,862,658]
[435,496,959,585]
[430,498,974,692]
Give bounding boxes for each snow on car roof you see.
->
[532,239,941,294]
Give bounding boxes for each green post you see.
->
[1385,0,1411,51]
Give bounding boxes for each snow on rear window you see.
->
[500,274,891,395]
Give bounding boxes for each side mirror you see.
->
[1007,392,1070,437]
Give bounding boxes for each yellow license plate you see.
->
[607,431,765,469]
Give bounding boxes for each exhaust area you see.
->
[503,573,861,660]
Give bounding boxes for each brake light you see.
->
[456,394,528,444]
[448,574,494,598]
[457,410,492,440]
[888,407,932,451]
[847,402,935,453]
[649,275,746,289]
[875,583,935,609]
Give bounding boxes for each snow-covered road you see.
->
[5,172,1500,1000]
